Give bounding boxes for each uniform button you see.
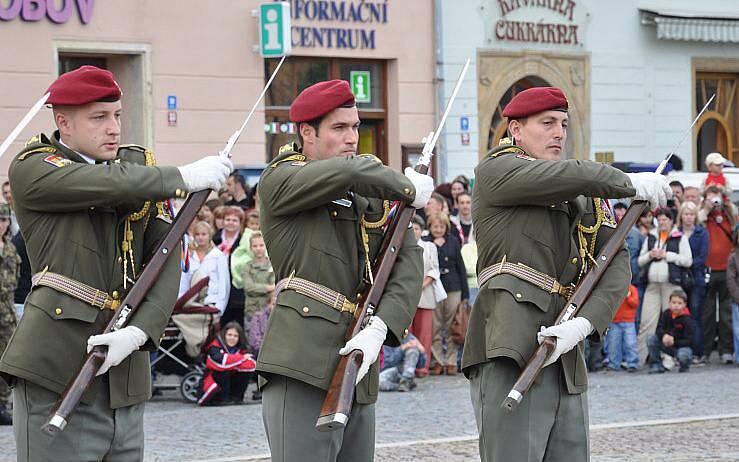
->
[515,293,522,299]
[571,258,578,264]
[112,291,120,300]
[357,293,362,299]
[175,188,182,197]
[302,306,310,313]
[550,204,556,208]
[332,211,338,218]
[404,187,412,195]
[55,307,62,315]
[117,256,123,263]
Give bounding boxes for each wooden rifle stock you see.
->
[316,164,428,432]
[501,200,649,413]
[42,189,210,436]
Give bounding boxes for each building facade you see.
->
[0,0,436,183]
[437,0,739,181]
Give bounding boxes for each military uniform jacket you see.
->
[257,145,423,404]
[0,132,186,409]
[461,144,636,394]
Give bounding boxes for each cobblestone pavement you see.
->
[1,362,738,461]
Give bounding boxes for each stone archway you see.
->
[477,50,590,160]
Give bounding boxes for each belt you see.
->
[32,267,121,311]
[477,256,575,299]
[275,272,358,315]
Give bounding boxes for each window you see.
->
[264,57,387,163]
[695,73,739,170]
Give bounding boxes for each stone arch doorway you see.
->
[477,51,590,160]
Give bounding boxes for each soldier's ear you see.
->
[299,122,316,145]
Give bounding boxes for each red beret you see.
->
[290,80,355,123]
[502,87,568,119]
[46,65,122,106]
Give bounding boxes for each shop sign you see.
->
[483,0,588,47]
[0,0,94,24]
[284,0,388,50]
[350,70,371,103]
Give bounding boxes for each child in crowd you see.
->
[379,334,426,392]
[245,210,260,231]
[606,284,640,372]
[703,152,732,196]
[648,290,696,373]
[242,232,275,329]
[198,322,256,406]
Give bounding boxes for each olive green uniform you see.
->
[257,144,423,462]
[0,234,20,412]
[462,143,636,462]
[0,132,186,461]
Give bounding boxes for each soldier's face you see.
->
[303,107,360,160]
[509,111,568,160]
[55,101,122,161]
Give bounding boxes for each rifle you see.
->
[316,59,471,432]
[42,56,287,435]
[501,93,716,413]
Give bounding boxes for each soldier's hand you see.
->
[87,326,148,376]
[178,156,233,193]
[537,317,593,368]
[404,167,434,209]
[339,316,388,385]
[626,172,672,210]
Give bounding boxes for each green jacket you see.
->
[461,144,636,394]
[243,259,275,317]
[256,144,423,404]
[0,132,186,409]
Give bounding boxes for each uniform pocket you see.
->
[127,350,151,397]
[25,287,99,323]
[484,273,553,313]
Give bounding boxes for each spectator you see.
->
[226,173,254,210]
[249,182,260,213]
[218,188,232,204]
[205,198,224,211]
[451,192,473,244]
[703,152,733,196]
[450,180,468,215]
[613,202,644,287]
[676,201,710,362]
[213,205,226,233]
[682,186,701,206]
[0,203,20,425]
[245,210,260,231]
[725,225,739,365]
[379,334,426,392]
[698,185,735,364]
[637,208,692,364]
[419,192,446,225]
[648,290,695,373]
[461,231,478,304]
[1,183,18,237]
[242,232,275,330]
[198,322,256,406]
[197,205,215,229]
[669,180,684,207]
[10,231,30,319]
[606,284,640,372]
[215,207,246,329]
[409,216,443,377]
[424,212,468,375]
[638,208,654,237]
[176,221,230,358]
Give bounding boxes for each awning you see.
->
[639,1,739,43]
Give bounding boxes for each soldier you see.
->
[257,80,433,462]
[0,66,231,461]
[462,87,672,461]
[0,203,20,426]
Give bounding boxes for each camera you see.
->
[711,196,721,207]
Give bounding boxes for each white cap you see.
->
[705,152,727,167]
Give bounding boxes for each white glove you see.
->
[339,316,388,384]
[537,317,593,368]
[404,167,434,209]
[626,172,672,210]
[87,326,148,376]
[177,156,233,193]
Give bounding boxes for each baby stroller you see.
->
[151,276,221,402]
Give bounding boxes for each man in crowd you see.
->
[463,86,671,461]
[452,192,473,244]
[226,172,253,210]
[257,79,431,461]
[682,186,701,206]
[699,185,735,363]
[0,65,231,461]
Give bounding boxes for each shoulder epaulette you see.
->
[119,143,147,153]
[487,145,526,159]
[270,154,307,169]
[358,153,383,164]
[17,133,55,160]
[278,143,295,155]
[17,146,57,161]
[118,144,155,167]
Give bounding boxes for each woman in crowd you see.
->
[197,205,215,229]
[449,179,468,216]
[212,205,226,233]
[214,206,246,328]
[424,212,468,375]
[677,201,710,361]
[198,322,256,406]
[637,208,693,364]
[638,208,655,237]
[409,216,443,377]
